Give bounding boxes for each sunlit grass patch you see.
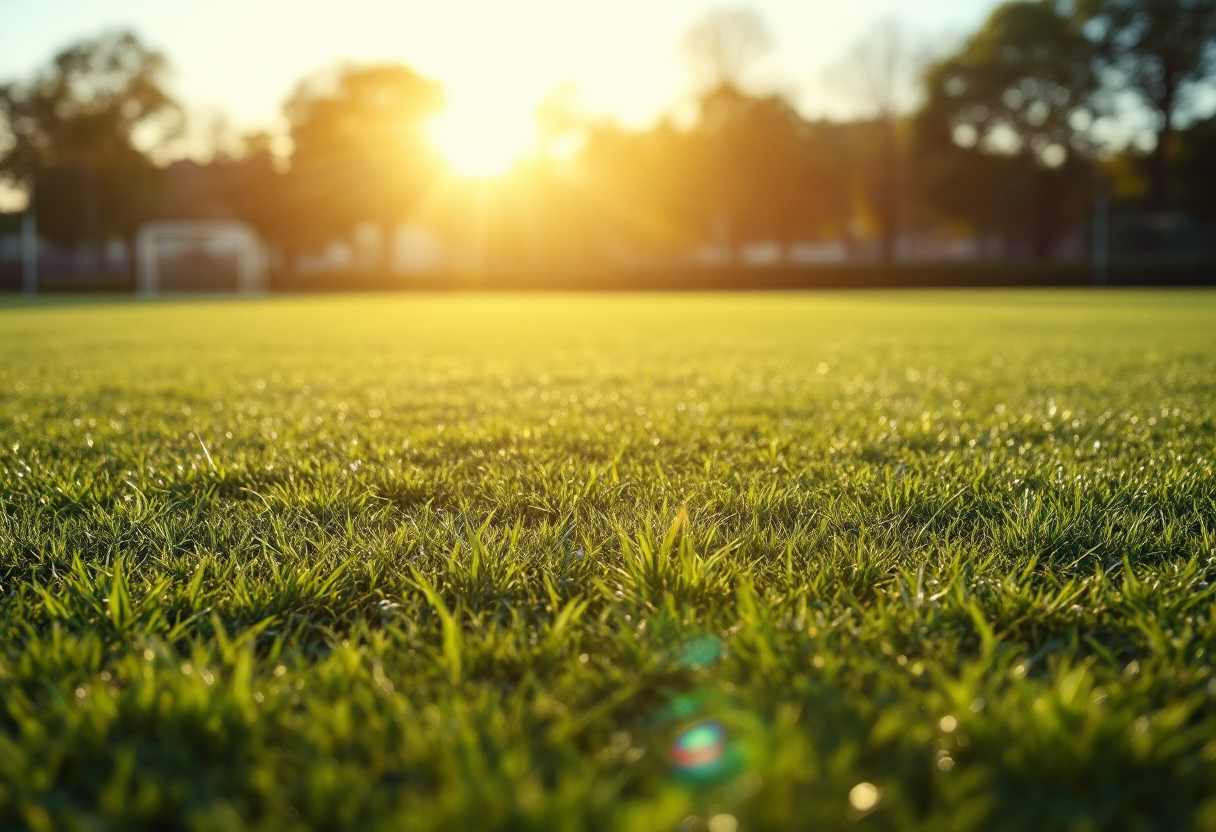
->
[1,291,1215,830]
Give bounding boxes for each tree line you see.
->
[2,0,1215,272]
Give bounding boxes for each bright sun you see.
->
[429,103,535,179]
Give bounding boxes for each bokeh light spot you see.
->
[849,781,881,812]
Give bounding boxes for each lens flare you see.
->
[428,101,533,178]
[677,635,724,669]
[671,720,730,784]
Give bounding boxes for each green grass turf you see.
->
[1,291,1215,831]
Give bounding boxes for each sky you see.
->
[0,0,1008,174]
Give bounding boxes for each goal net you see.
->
[136,220,265,294]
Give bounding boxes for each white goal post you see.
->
[136,220,266,295]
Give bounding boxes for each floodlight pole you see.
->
[21,180,37,297]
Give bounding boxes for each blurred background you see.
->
[1,0,1214,292]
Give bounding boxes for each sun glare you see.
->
[429,103,535,179]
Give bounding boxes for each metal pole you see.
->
[136,226,155,296]
[1093,186,1109,288]
[21,186,37,296]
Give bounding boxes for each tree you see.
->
[577,120,703,255]
[1172,116,1216,219]
[573,84,852,263]
[220,133,294,252]
[1101,114,1216,221]
[167,132,294,254]
[829,18,927,260]
[285,64,445,265]
[683,8,774,91]
[0,31,180,252]
[915,1,1099,258]
[678,9,850,258]
[692,86,846,257]
[1075,0,1216,209]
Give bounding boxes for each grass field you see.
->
[1,291,1215,832]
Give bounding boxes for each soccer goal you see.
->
[136,220,266,294]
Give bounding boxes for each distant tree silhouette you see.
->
[684,8,774,91]
[1105,114,1216,223]
[219,133,292,248]
[0,31,180,255]
[1172,116,1216,220]
[10,6,1209,279]
[674,9,854,259]
[573,83,853,263]
[285,64,445,266]
[693,85,848,258]
[829,19,927,260]
[171,132,293,259]
[1075,0,1216,210]
[576,120,701,255]
[915,1,1099,258]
